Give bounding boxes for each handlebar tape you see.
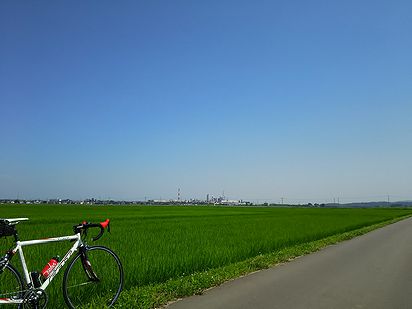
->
[100,219,110,230]
[93,219,110,240]
[74,219,110,241]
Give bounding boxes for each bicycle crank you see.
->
[22,288,48,309]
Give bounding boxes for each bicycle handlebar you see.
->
[73,219,110,241]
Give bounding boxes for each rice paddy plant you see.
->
[1,204,411,308]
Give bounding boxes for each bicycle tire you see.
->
[0,263,24,309]
[62,246,123,308]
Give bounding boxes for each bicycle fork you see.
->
[79,247,100,282]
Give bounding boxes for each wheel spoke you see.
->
[63,246,123,308]
[66,281,94,288]
[0,264,24,308]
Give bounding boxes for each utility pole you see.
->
[387,195,390,205]
[281,197,284,205]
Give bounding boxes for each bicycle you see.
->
[0,218,124,308]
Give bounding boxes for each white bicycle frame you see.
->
[0,233,82,305]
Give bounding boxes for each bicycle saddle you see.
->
[0,218,29,225]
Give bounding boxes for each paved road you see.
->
[167,217,412,309]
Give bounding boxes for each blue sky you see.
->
[1,1,411,203]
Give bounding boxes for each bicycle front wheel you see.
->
[62,246,123,308]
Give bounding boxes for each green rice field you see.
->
[1,204,412,308]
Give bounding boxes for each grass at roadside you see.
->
[113,214,411,309]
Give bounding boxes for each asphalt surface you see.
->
[167,217,412,309]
